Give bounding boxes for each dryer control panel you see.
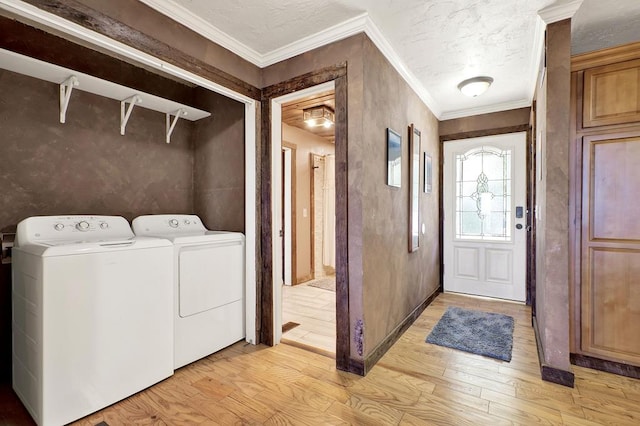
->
[15,215,134,246]
[133,214,207,235]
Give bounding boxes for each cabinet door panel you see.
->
[581,134,640,366]
[583,59,640,128]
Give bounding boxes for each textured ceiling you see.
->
[141,0,639,119]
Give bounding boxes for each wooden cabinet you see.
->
[583,59,640,128]
[572,42,640,372]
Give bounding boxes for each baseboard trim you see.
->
[533,316,575,387]
[571,353,640,379]
[359,288,440,375]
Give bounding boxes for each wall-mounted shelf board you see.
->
[0,48,211,121]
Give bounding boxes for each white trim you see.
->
[538,0,584,24]
[362,17,442,118]
[244,102,257,346]
[439,98,532,120]
[282,147,293,287]
[262,13,369,67]
[528,16,547,101]
[0,0,258,346]
[122,1,444,118]
[139,0,264,66]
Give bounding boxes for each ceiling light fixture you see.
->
[303,105,334,128]
[457,76,494,97]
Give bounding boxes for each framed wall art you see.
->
[387,128,402,188]
[424,153,432,193]
[409,124,420,252]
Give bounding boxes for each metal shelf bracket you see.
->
[166,108,187,143]
[120,95,142,135]
[59,75,79,124]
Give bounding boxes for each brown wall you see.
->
[359,37,440,357]
[192,88,246,233]
[440,108,531,138]
[0,70,194,228]
[535,19,572,373]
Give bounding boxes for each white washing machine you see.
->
[12,215,174,426]
[132,214,245,369]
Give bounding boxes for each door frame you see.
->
[440,125,532,304]
[442,132,527,301]
[261,65,350,371]
[271,81,335,344]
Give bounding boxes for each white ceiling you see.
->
[140,0,640,120]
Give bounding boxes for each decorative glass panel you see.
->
[455,146,512,241]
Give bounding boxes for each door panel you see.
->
[581,134,640,365]
[443,132,526,302]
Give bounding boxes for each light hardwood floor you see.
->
[281,281,336,355]
[5,292,640,425]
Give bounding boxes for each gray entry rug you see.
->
[306,276,336,292]
[426,306,514,362]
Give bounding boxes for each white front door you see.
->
[443,132,526,302]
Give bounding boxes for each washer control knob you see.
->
[99,222,109,229]
[169,219,179,228]
[76,221,90,231]
[54,223,64,231]
[184,219,191,225]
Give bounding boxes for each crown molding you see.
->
[261,13,368,67]
[538,0,583,24]
[362,17,441,118]
[528,16,546,100]
[440,98,532,121]
[139,0,264,66]
[138,2,442,117]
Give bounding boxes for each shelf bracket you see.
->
[59,75,79,124]
[120,95,142,135]
[166,108,187,144]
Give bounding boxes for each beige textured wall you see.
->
[535,19,572,372]
[359,37,440,356]
[282,124,335,282]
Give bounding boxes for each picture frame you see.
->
[386,128,402,188]
[409,124,420,252]
[424,153,432,193]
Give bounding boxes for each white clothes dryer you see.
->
[132,214,245,369]
[12,215,173,426]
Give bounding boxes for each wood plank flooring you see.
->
[281,281,336,355]
[2,292,640,425]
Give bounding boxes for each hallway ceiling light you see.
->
[457,76,494,97]
[303,105,334,128]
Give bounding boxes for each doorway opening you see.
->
[271,82,337,356]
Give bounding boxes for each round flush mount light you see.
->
[457,76,494,97]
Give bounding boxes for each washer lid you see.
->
[15,236,171,257]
